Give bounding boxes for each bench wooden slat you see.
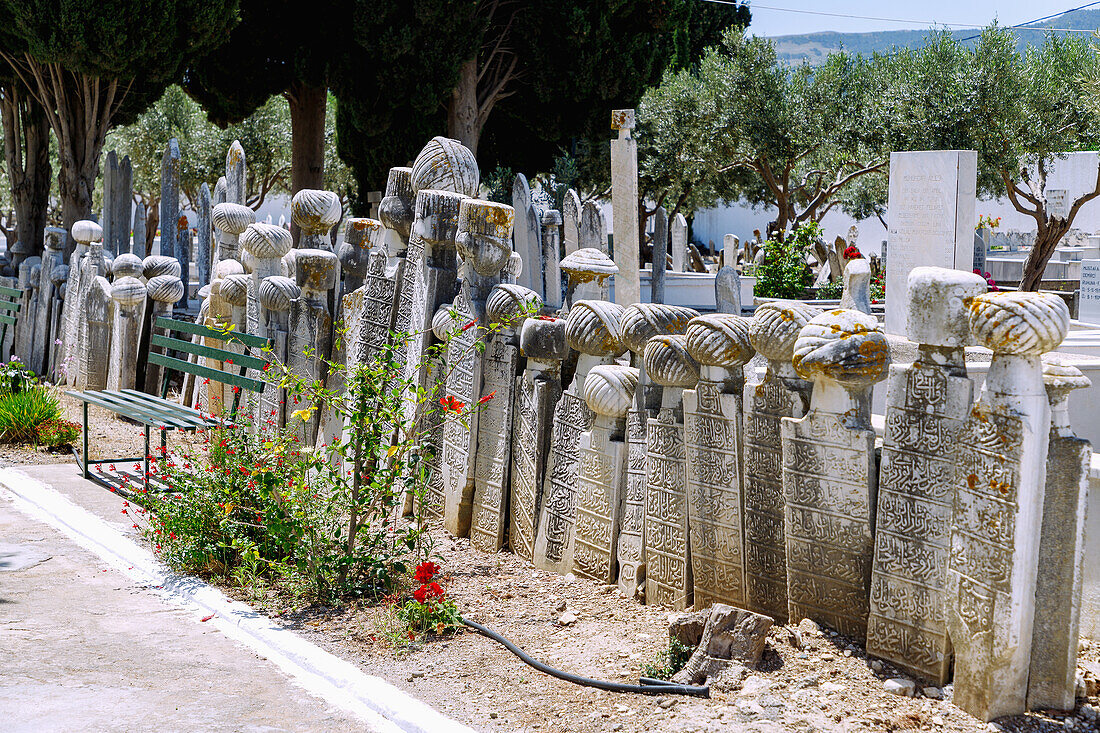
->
[150,333,267,372]
[156,316,268,349]
[119,389,217,423]
[66,390,180,428]
[93,390,211,429]
[0,314,16,326]
[0,285,22,298]
[148,352,265,393]
[0,300,21,312]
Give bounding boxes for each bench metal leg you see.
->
[144,425,151,494]
[82,402,90,480]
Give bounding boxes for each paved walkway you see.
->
[0,463,447,733]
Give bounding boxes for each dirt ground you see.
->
[10,394,1100,733]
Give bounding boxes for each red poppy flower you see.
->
[439,395,464,413]
[478,391,496,405]
[414,560,441,584]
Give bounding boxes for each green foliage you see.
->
[0,384,61,443]
[641,638,694,680]
[815,280,843,300]
[395,561,462,639]
[482,166,515,206]
[754,223,818,299]
[0,356,34,395]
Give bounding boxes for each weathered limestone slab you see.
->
[573,364,638,583]
[226,141,246,206]
[715,265,741,314]
[783,309,890,639]
[34,228,65,376]
[14,257,41,367]
[534,300,626,574]
[103,151,132,257]
[508,317,568,561]
[562,189,582,256]
[441,199,514,538]
[683,315,755,610]
[77,276,111,391]
[292,189,342,252]
[947,291,1068,721]
[610,110,640,306]
[671,213,688,273]
[866,267,985,685]
[512,174,541,296]
[107,277,147,391]
[132,203,147,259]
[288,250,338,444]
[671,604,774,685]
[175,214,191,309]
[840,258,872,314]
[470,284,541,552]
[58,220,99,384]
[617,303,698,600]
[196,182,212,290]
[541,209,563,310]
[651,207,667,305]
[159,139,180,257]
[644,334,699,609]
[1028,354,1092,711]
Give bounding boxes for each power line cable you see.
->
[957,0,1100,41]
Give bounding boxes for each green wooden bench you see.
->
[0,284,24,361]
[66,316,270,494]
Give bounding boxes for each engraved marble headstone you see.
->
[866,267,986,684]
[77,276,111,391]
[683,314,755,609]
[947,291,1068,721]
[256,276,300,432]
[562,189,582,257]
[783,308,889,639]
[579,202,610,300]
[159,139,180,258]
[288,250,338,444]
[58,220,99,384]
[196,182,212,290]
[226,141,246,206]
[671,213,688,273]
[541,209,563,310]
[610,110,640,306]
[839,258,872,314]
[107,277,147,391]
[512,174,542,297]
[651,207,668,305]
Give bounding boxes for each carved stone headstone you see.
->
[573,364,638,583]
[132,204,147,259]
[671,213,688,273]
[783,309,890,639]
[839,258,872,314]
[512,174,541,296]
[644,334,700,610]
[288,249,338,444]
[866,267,986,684]
[143,273,184,397]
[541,209,563,310]
[256,276,300,431]
[610,110,640,306]
[580,202,610,300]
[58,220,100,384]
[651,207,667,305]
[104,151,132,257]
[226,141,246,206]
[509,316,568,561]
[212,203,255,268]
[159,139,180,258]
[196,182,212,290]
[338,218,381,293]
[562,189,582,257]
[34,228,65,376]
[107,277,146,391]
[560,248,618,313]
[241,223,293,339]
[175,214,191,309]
[1028,354,1092,711]
[947,291,1068,721]
[77,276,112,390]
[715,266,741,315]
[534,300,626,574]
[292,189,342,252]
[683,315,755,609]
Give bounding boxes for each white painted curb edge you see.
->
[0,468,477,733]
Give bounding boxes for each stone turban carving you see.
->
[72,220,103,244]
[618,303,698,355]
[583,365,640,418]
[51,264,69,288]
[112,253,143,279]
[792,309,890,387]
[644,334,700,388]
[220,274,250,307]
[241,223,293,259]
[560,247,618,283]
[413,190,466,247]
[1042,352,1092,403]
[258,275,300,312]
[291,189,342,234]
[542,209,563,228]
[295,249,339,291]
[44,227,65,250]
[486,284,542,328]
[456,199,515,277]
[147,274,185,304]
[750,300,820,362]
[143,255,182,280]
[432,306,460,341]
[212,203,255,235]
[565,300,627,357]
[685,315,755,367]
[111,276,146,306]
[214,258,246,280]
[906,266,987,347]
[968,291,1069,356]
[504,251,523,282]
[410,137,479,197]
[379,167,414,238]
[520,317,568,361]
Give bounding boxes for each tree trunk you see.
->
[287,80,327,244]
[58,163,96,260]
[447,59,480,156]
[1019,221,1069,291]
[1,85,51,267]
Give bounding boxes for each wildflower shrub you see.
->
[0,357,76,447]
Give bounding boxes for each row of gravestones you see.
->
[49,133,1090,724]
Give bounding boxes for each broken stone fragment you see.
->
[670,604,773,685]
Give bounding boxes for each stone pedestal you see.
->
[107,277,147,391]
[644,334,699,610]
[509,317,568,561]
[947,291,1068,721]
[534,300,626,574]
[573,364,638,583]
[782,309,889,639]
[683,315,755,610]
[867,267,986,684]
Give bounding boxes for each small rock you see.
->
[869,660,883,672]
[615,704,630,714]
[554,600,567,612]
[668,609,708,649]
[736,700,767,717]
[843,649,852,657]
[821,654,836,662]
[1081,705,1097,721]
[797,652,810,660]
[789,629,803,650]
[797,618,821,636]
[558,611,577,626]
[740,675,773,697]
[658,698,676,709]
[489,712,498,719]
[932,716,945,726]
[922,686,943,700]
[883,678,916,697]
[410,670,425,678]
[986,723,1003,732]
[611,725,622,732]
[794,674,820,689]
[820,681,845,693]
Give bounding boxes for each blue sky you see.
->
[747,1,1091,37]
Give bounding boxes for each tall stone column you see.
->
[292,189,342,252]
[196,182,212,291]
[107,277,147,391]
[441,199,514,538]
[132,204,147,259]
[1028,354,1092,711]
[469,283,541,552]
[866,267,986,684]
[643,334,700,610]
[683,314,756,609]
[257,276,300,432]
[76,276,112,390]
[671,213,688,273]
[783,309,890,639]
[288,249,338,444]
[610,109,640,306]
[616,303,697,600]
[573,364,638,584]
[744,301,818,623]
[159,139,180,258]
[541,210,563,310]
[509,316,568,561]
[651,207,667,304]
[225,141,246,206]
[143,274,184,397]
[947,291,1068,721]
[511,174,541,297]
[534,300,626,574]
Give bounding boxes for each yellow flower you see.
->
[291,406,315,422]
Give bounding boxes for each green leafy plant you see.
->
[641,638,694,680]
[815,279,842,300]
[36,418,81,447]
[396,560,462,639]
[754,222,817,299]
[0,385,61,443]
[0,357,35,396]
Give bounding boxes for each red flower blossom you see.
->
[478,391,496,405]
[413,584,430,603]
[439,395,464,413]
[842,245,862,260]
[414,560,441,584]
[425,582,443,599]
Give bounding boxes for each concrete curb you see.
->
[0,468,477,733]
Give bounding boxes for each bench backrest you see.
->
[0,285,23,362]
[150,317,270,418]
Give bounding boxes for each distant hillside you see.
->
[771,8,1100,64]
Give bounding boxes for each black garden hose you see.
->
[460,616,710,698]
